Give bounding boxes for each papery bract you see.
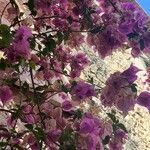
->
[0,0,149,149]
[7,26,32,60]
[80,113,102,134]
[121,64,140,83]
[137,91,150,111]
[101,70,137,114]
[0,85,13,104]
[72,81,96,100]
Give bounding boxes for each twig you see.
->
[34,15,60,20]
[29,67,45,129]
[107,0,122,15]
[0,108,13,113]
[0,2,10,24]
[29,67,36,95]
[50,68,71,77]
[9,19,25,28]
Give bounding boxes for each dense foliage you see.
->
[0,0,150,149]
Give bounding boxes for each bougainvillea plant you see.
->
[0,0,150,149]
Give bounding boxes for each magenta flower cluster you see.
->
[72,81,96,100]
[101,65,139,115]
[7,26,32,61]
[0,0,150,149]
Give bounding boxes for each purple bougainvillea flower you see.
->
[72,81,96,100]
[80,113,101,135]
[116,98,135,116]
[62,100,73,111]
[119,22,133,34]
[115,129,127,141]
[0,85,13,104]
[86,134,98,150]
[45,129,61,148]
[137,91,150,111]
[15,26,32,41]
[121,64,141,83]
[143,32,150,50]
[7,26,32,61]
[80,117,95,134]
[121,2,136,11]
[7,115,17,127]
[26,134,39,150]
[47,129,61,142]
[109,139,123,150]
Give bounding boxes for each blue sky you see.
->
[136,0,150,15]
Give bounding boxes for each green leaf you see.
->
[117,123,128,133]
[0,58,7,70]
[38,44,42,50]
[111,109,116,115]
[35,127,45,140]
[91,26,103,34]
[61,85,69,93]
[10,0,19,9]
[25,124,34,130]
[33,92,45,104]
[107,113,117,123]
[4,78,18,88]
[139,39,145,50]
[14,145,24,150]
[0,142,8,147]
[19,12,24,18]
[25,124,45,140]
[73,109,83,119]
[30,38,36,49]
[67,16,73,24]
[59,128,73,142]
[112,123,117,132]
[63,31,70,41]
[57,32,64,44]
[42,38,56,56]
[127,32,139,40]
[130,83,137,93]
[102,135,110,145]
[35,86,45,91]
[65,144,76,150]
[19,58,27,66]
[25,0,37,16]
[40,48,48,56]
[59,129,76,150]
[29,60,36,70]
[71,81,77,89]
[88,76,94,84]
[45,38,56,51]
[90,100,95,106]
[22,81,30,92]
[0,24,12,48]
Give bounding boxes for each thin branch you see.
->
[9,19,25,28]
[0,108,13,113]
[29,67,45,129]
[46,91,62,100]
[30,67,36,96]
[0,2,10,24]
[107,0,122,15]
[34,15,60,20]
[50,68,71,77]
[41,29,91,35]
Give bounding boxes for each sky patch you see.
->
[136,0,150,15]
